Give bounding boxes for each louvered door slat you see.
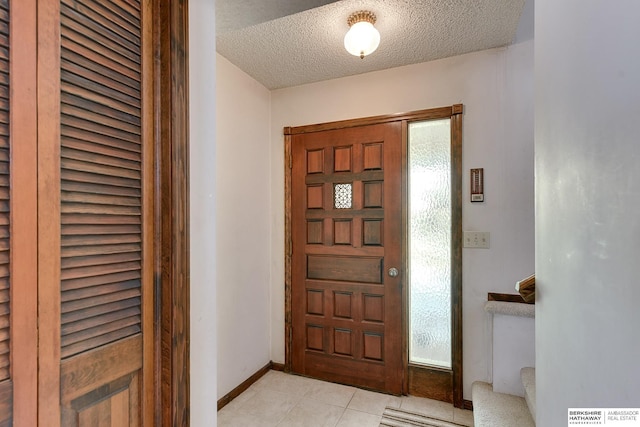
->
[61,111,140,141]
[61,271,141,292]
[120,0,140,13]
[61,298,140,326]
[62,161,140,184]
[63,233,141,247]
[62,224,141,236]
[62,284,140,316]
[62,126,141,154]
[61,39,140,84]
[62,252,141,270]
[0,7,7,23]
[61,75,140,109]
[62,54,140,102]
[61,213,140,225]
[61,0,140,54]
[62,93,140,126]
[62,0,140,37]
[62,195,140,210]
[62,0,138,41]
[61,324,140,359]
[61,305,140,336]
[61,105,141,136]
[61,243,141,260]
[62,204,140,217]
[62,115,140,145]
[62,169,140,189]
[60,0,142,361]
[61,33,140,84]
[62,74,139,111]
[62,159,141,181]
[61,315,140,348]
[63,137,141,162]
[61,10,140,64]
[88,0,139,29]
[62,270,140,290]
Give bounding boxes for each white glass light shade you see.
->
[344,21,380,59]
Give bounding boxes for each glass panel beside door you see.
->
[408,118,452,369]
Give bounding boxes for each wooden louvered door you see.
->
[0,0,185,424]
[37,0,154,425]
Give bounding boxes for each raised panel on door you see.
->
[56,0,151,425]
[291,122,403,393]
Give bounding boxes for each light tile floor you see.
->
[218,370,474,427]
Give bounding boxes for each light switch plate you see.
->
[463,231,490,248]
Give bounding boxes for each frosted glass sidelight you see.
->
[408,119,452,368]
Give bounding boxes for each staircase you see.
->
[472,300,536,426]
[472,367,536,426]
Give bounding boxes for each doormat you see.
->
[380,407,469,427]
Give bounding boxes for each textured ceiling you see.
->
[216,0,528,90]
[216,0,341,33]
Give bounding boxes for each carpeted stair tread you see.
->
[521,367,536,422]
[380,407,468,427]
[472,381,534,427]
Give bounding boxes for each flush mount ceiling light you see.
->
[344,10,380,59]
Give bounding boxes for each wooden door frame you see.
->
[154,0,191,425]
[284,105,463,407]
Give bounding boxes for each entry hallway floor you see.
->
[217,370,474,427]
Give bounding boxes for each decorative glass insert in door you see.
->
[408,119,452,368]
[334,183,353,209]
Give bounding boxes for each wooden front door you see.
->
[290,122,404,394]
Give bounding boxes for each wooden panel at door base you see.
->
[61,335,142,427]
[302,353,387,391]
[0,380,12,425]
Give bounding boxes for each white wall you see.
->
[190,0,217,424]
[536,1,640,424]
[491,314,535,396]
[216,54,273,397]
[270,40,535,400]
